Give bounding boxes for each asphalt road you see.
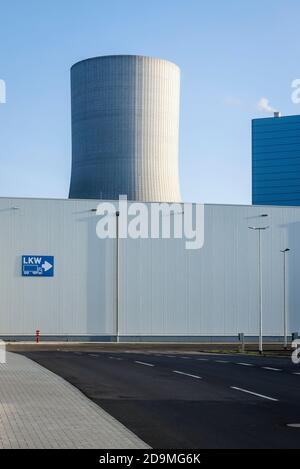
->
[21,351,300,448]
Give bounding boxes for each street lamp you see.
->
[281,248,290,350]
[248,225,269,354]
[116,210,120,343]
[90,207,120,343]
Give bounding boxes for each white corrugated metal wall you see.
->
[0,197,299,339]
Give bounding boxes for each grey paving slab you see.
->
[0,352,149,449]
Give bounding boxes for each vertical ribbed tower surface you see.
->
[69,55,181,202]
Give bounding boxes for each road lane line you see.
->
[173,370,202,379]
[293,372,300,375]
[109,356,123,360]
[135,361,155,367]
[237,363,254,367]
[262,367,282,372]
[197,358,209,361]
[215,360,229,363]
[230,386,278,401]
[180,357,191,359]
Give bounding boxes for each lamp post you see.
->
[91,207,120,343]
[116,210,120,343]
[248,225,269,354]
[281,248,290,350]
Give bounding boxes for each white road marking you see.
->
[293,372,300,375]
[215,360,229,363]
[237,363,254,367]
[89,354,99,357]
[108,356,123,360]
[166,355,175,358]
[197,358,209,361]
[287,424,300,428]
[173,370,202,379]
[180,356,191,359]
[230,386,278,402]
[262,367,282,372]
[135,361,154,367]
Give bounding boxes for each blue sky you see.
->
[0,0,299,204]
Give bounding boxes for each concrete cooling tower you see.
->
[69,55,181,202]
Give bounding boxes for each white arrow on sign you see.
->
[42,261,52,272]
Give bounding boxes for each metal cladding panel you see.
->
[252,115,300,206]
[69,55,181,202]
[0,198,300,337]
[120,204,300,337]
[0,198,116,336]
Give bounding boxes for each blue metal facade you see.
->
[252,115,300,206]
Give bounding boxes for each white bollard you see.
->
[0,340,6,364]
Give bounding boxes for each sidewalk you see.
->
[0,352,149,449]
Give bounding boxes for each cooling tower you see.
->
[69,55,181,201]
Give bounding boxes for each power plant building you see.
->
[0,197,299,341]
[69,55,181,202]
[1,57,300,342]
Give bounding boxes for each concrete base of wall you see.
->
[0,335,294,343]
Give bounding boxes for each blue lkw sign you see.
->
[22,256,54,277]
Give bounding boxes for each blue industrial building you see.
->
[252,114,300,206]
[69,55,181,202]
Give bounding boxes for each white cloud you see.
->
[257,97,277,114]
